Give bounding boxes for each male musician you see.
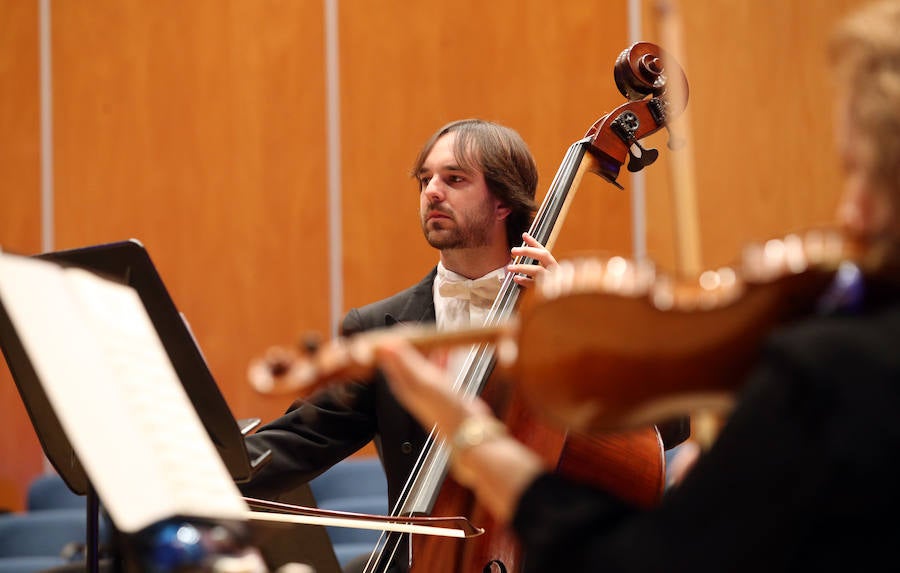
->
[370,1,900,571]
[240,118,560,572]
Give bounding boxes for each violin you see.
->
[511,226,874,433]
[250,226,873,435]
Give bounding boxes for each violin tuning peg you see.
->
[268,360,290,378]
[299,333,322,355]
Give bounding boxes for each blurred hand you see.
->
[374,338,491,433]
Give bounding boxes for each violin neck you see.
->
[399,322,512,354]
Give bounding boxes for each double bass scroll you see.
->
[587,41,688,186]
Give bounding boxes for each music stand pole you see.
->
[86,480,100,573]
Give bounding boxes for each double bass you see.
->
[249,41,689,573]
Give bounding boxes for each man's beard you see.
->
[421,203,495,250]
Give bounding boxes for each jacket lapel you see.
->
[385,267,437,326]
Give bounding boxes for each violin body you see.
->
[513,228,860,434]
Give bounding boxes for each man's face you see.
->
[417,132,508,250]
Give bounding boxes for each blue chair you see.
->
[309,458,388,505]
[0,474,113,573]
[321,496,389,545]
[309,458,389,569]
[26,474,85,512]
[0,510,87,573]
[0,556,69,573]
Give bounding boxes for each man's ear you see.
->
[496,202,511,221]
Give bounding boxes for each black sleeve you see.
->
[513,473,637,573]
[238,307,378,499]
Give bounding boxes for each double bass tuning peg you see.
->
[611,109,659,173]
[627,141,659,172]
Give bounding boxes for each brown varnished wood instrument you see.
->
[249,41,688,573]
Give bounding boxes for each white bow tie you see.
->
[437,274,503,307]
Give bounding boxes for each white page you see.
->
[0,252,247,532]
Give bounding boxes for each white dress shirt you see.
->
[432,261,506,381]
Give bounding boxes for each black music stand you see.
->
[35,239,271,485]
[1,239,341,573]
[0,240,267,572]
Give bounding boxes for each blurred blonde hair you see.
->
[829,0,900,196]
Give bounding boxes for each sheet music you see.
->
[0,252,247,533]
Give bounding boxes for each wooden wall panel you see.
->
[51,0,329,422]
[641,0,869,273]
[0,0,44,511]
[0,0,876,513]
[339,1,632,311]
